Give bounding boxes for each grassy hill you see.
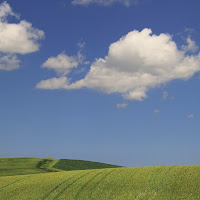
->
[0,165,200,199]
[0,158,60,176]
[53,159,121,171]
[0,157,120,176]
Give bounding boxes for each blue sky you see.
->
[0,0,200,166]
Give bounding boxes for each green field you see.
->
[0,157,120,176]
[0,158,200,199]
[1,165,200,199]
[53,159,121,171]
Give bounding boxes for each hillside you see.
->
[0,158,60,176]
[53,159,121,171]
[0,157,120,176]
[0,165,200,199]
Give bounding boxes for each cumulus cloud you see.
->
[37,28,200,101]
[162,91,168,100]
[36,77,70,90]
[0,20,44,54]
[40,43,86,76]
[42,53,79,76]
[116,103,128,108]
[0,1,44,71]
[72,0,137,6]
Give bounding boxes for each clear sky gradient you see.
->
[0,0,200,166]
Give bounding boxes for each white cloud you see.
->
[116,103,128,108]
[36,76,69,90]
[187,113,195,119]
[37,28,200,101]
[72,0,137,6]
[0,54,20,71]
[42,53,79,76]
[0,20,44,54]
[41,43,86,76]
[0,1,44,71]
[154,109,160,114]
[40,41,87,76]
[0,1,19,21]
[182,37,198,53]
[162,91,168,100]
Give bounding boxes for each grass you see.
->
[0,157,120,176]
[0,157,57,176]
[53,159,121,171]
[0,157,62,176]
[0,165,200,199]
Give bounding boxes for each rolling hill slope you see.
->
[0,165,200,200]
[0,158,60,176]
[53,159,121,171]
[0,157,120,176]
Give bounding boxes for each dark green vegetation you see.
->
[0,157,120,176]
[53,159,121,171]
[0,165,200,199]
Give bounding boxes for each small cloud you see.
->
[184,27,195,34]
[41,53,79,76]
[0,54,20,71]
[182,37,198,53]
[162,91,168,100]
[72,0,137,7]
[154,109,160,114]
[187,113,195,119]
[36,76,69,90]
[41,41,87,76]
[77,40,87,64]
[116,103,128,109]
[77,41,86,49]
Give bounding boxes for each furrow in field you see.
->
[0,176,30,190]
[88,169,116,200]
[42,171,85,200]
[156,166,190,199]
[144,166,175,200]
[52,170,95,200]
[173,167,190,200]
[133,166,163,199]
[62,168,115,200]
[75,170,104,200]
[106,167,139,199]
[151,166,175,199]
